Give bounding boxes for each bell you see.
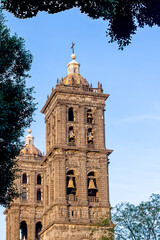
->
[88,114,92,119]
[88,179,97,190]
[69,130,75,141]
[67,177,75,189]
[88,132,93,142]
[88,135,93,142]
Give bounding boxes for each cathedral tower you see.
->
[4,130,43,240]
[40,51,113,240]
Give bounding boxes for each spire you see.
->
[25,129,34,145]
[62,44,88,86]
[67,43,80,75]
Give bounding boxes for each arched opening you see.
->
[87,172,98,197]
[22,173,27,184]
[87,109,93,124]
[66,170,76,196]
[22,187,27,201]
[37,188,41,201]
[35,221,42,240]
[68,107,74,121]
[20,221,27,240]
[68,126,75,142]
[37,174,41,185]
[87,128,94,144]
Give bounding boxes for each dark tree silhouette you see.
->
[0,10,36,207]
[2,0,160,49]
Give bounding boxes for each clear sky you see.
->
[0,7,160,239]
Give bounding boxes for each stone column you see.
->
[54,150,66,204]
[95,107,105,149]
[28,212,35,240]
[79,106,86,148]
[78,153,88,206]
[60,104,67,146]
[6,215,8,240]
[11,207,19,240]
[99,156,110,206]
[53,149,67,222]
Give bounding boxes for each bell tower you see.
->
[40,51,113,240]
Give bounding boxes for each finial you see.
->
[71,42,75,54]
[28,129,32,134]
[71,42,76,60]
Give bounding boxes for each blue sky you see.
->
[0,7,160,239]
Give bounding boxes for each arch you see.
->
[35,221,42,240]
[66,170,76,196]
[37,188,41,201]
[87,109,93,124]
[37,174,41,185]
[22,187,27,200]
[22,173,27,184]
[20,221,27,240]
[68,107,74,121]
[87,171,98,197]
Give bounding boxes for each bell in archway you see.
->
[88,132,93,143]
[87,113,93,123]
[69,129,75,142]
[67,177,75,189]
[88,114,92,119]
[88,179,97,190]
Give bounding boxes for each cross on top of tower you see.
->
[71,42,75,54]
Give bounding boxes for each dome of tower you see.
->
[20,129,42,157]
[63,52,89,86]
[63,73,88,86]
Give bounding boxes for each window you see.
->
[68,107,74,121]
[35,222,42,240]
[22,173,27,184]
[37,188,41,201]
[37,174,41,185]
[67,170,76,196]
[20,221,27,240]
[22,188,27,200]
[87,109,93,124]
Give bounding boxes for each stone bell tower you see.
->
[4,129,43,240]
[40,51,113,240]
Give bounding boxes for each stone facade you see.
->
[4,131,44,240]
[4,52,113,240]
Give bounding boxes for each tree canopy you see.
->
[112,194,160,240]
[2,0,160,49]
[0,10,36,207]
[112,194,160,239]
[90,194,160,239]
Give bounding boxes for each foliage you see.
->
[2,0,160,49]
[112,194,160,239]
[0,10,36,207]
[90,215,114,240]
[90,194,160,239]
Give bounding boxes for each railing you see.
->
[67,194,78,202]
[88,196,99,203]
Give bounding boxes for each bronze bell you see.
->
[88,179,97,190]
[88,114,92,119]
[67,177,75,189]
[69,129,75,141]
[88,132,93,142]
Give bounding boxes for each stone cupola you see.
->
[62,53,89,86]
